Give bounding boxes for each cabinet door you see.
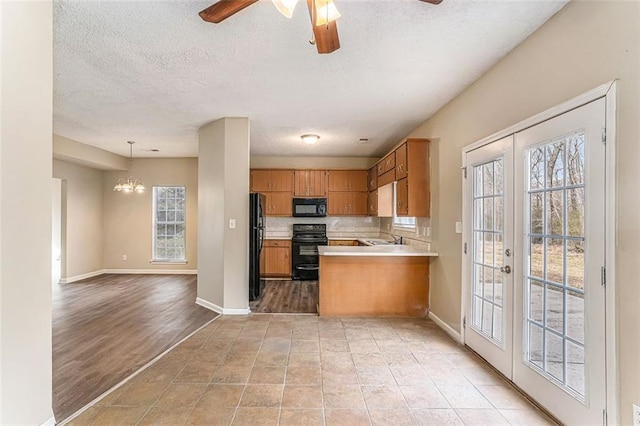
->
[273,246,291,276]
[294,170,309,196]
[251,170,272,192]
[378,152,395,176]
[270,170,293,192]
[348,171,368,192]
[329,240,357,246]
[368,189,378,216]
[350,192,369,216]
[269,192,293,216]
[328,171,350,191]
[368,167,378,191]
[328,192,349,215]
[395,142,407,180]
[396,177,409,216]
[309,170,327,197]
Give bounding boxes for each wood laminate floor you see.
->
[249,280,318,314]
[53,274,218,422]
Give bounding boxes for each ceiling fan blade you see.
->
[199,0,259,23]
[418,0,444,4]
[306,0,340,54]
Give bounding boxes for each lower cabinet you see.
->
[328,240,358,246]
[260,240,291,277]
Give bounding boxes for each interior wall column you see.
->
[197,118,250,314]
[0,0,54,423]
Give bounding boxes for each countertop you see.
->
[318,245,439,257]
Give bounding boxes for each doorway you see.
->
[463,98,608,424]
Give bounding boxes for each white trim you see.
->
[428,310,462,343]
[41,416,56,426]
[103,269,197,275]
[196,297,251,315]
[58,269,105,283]
[604,81,618,426]
[149,260,188,265]
[58,315,220,426]
[463,81,615,155]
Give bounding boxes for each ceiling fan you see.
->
[199,0,444,55]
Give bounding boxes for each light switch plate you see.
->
[229,219,236,229]
[455,221,463,234]
[633,403,640,425]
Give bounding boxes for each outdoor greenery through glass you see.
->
[153,186,186,262]
[471,158,504,344]
[525,133,586,399]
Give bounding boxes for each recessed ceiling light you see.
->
[357,138,369,144]
[301,134,320,145]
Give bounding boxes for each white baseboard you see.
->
[428,311,462,343]
[41,415,56,426]
[196,297,251,315]
[103,269,197,275]
[58,269,105,283]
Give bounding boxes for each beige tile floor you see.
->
[67,315,556,426]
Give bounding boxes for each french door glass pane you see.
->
[524,133,586,399]
[471,158,504,343]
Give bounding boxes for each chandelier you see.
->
[113,141,145,193]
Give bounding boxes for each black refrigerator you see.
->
[249,193,266,301]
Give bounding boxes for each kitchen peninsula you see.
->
[318,245,438,317]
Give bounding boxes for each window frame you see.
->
[151,185,187,263]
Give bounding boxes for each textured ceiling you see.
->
[53,0,568,158]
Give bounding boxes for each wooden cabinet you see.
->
[329,240,358,246]
[251,169,294,216]
[377,152,396,176]
[395,142,407,180]
[251,170,293,192]
[328,192,368,216]
[294,170,327,197]
[264,192,292,216]
[368,189,378,216]
[398,139,430,217]
[260,239,291,277]
[396,177,409,216]
[328,170,368,192]
[367,167,377,192]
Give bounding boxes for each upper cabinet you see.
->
[397,139,430,217]
[328,170,368,192]
[294,170,328,197]
[250,170,294,192]
[370,138,430,218]
[395,142,407,180]
[367,167,377,192]
[377,152,396,176]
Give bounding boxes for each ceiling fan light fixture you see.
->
[314,0,340,26]
[301,134,320,145]
[272,0,299,18]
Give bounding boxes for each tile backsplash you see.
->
[266,216,380,238]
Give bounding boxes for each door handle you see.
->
[500,265,512,274]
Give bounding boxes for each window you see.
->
[392,182,416,228]
[152,186,186,262]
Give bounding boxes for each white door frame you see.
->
[461,80,618,424]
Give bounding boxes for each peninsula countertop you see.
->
[318,245,439,257]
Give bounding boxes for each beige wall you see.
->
[53,160,104,278]
[407,1,639,422]
[251,156,378,169]
[198,118,250,311]
[102,158,198,271]
[0,0,54,422]
[53,134,127,171]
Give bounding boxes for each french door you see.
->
[464,98,607,424]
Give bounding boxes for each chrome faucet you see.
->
[391,235,404,245]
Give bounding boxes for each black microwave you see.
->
[292,198,327,217]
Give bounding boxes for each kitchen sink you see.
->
[364,239,395,246]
